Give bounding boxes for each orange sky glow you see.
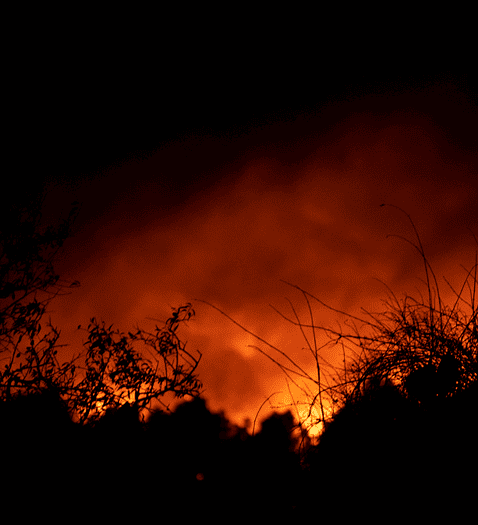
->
[35,77,478,436]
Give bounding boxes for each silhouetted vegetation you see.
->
[2,195,477,518]
[201,205,478,517]
[0,191,202,424]
[1,388,305,518]
[0,191,204,517]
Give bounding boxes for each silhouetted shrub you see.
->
[0,388,80,513]
[200,207,478,519]
[140,397,304,516]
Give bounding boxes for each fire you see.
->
[43,79,477,440]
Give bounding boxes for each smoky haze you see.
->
[32,76,478,430]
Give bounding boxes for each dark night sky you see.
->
[6,15,477,430]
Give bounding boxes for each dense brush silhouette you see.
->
[197,207,478,520]
[0,389,78,518]
[302,376,478,520]
[143,397,303,516]
[1,369,476,520]
[1,391,305,518]
[3,197,477,521]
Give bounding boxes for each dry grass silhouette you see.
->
[198,205,478,447]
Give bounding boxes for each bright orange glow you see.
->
[45,79,478,436]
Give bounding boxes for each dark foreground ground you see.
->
[1,385,477,521]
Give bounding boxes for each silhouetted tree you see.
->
[0,192,204,520]
[0,191,202,425]
[71,304,202,424]
[0,192,80,398]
